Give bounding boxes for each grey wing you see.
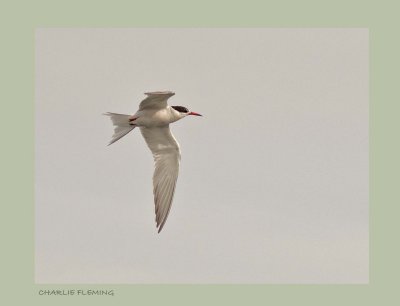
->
[140,126,181,232]
[139,91,175,111]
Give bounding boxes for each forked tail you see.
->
[104,112,136,145]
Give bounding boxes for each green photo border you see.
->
[2,0,399,305]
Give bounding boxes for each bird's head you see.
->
[171,106,202,119]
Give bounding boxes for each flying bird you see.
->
[104,91,202,233]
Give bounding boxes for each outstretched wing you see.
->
[140,126,181,232]
[139,91,175,111]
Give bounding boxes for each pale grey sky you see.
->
[35,28,368,283]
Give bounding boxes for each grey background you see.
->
[35,28,368,283]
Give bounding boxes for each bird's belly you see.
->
[134,109,171,127]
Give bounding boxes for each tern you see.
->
[104,91,202,233]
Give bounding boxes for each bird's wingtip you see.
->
[156,223,164,233]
